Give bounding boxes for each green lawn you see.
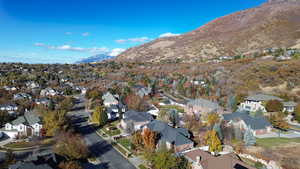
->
[159,105,184,113]
[4,141,37,149]
[256,137,300,148]
[138,164,148,169]
[117,138,132,150]
[98,121,121,136]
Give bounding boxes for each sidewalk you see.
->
[94,125,144,169]
[256,131,300,138]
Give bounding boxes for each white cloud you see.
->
[65,32,72,35]
[82,32,90,37]
[128,37,150,42]
[115,39,127,43]
[115,37,150,44]
[34,43,109,53]
[159,32,181,38]
[108,48,126,56]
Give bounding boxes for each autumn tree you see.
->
[266,100,283,112]
[144,147,190,169]
[54,132,89,160]
[58,97,75,111]
[294,104,300,123]
[207,113,220,128]
[43,110,69,136]
[124,93,148,112]
[131,131,144,149]
[59,161,83,169]
[91,106,107,126]
[270,113,289,130]
[142,128,157,151]
[204,130,222,154]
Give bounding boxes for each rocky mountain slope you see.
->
[117,0,300,62]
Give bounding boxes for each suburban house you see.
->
[13,93,32,101]
[185,98,221,117]
[0,104,18,112]
[282,101,297,113]
[121,110,154,131]
[102,92,119,107]
[35,98,50,106]
[133,85,152,98]
[26,81,40,89]
[102,92,126,120]
[3,86,17,91]
[223,111,272,136]
[239,94,297,113]
[144,120,194,152]
[4,111,43,138]
[40,88,59,97]
[182,148,255,169]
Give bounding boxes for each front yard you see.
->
[256,137,300,148]
[117,137,132,150]
[98,121,121,137]
[3,138,55,149]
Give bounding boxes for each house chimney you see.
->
[196,156,201,164]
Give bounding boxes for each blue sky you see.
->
[0,0,266,64]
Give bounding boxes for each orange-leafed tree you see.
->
[142,128,157,151]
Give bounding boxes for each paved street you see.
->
[69,110,136,169]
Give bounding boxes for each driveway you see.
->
[69,110,136,169]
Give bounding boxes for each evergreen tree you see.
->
[243,129,256,146]
[213,123,223,141]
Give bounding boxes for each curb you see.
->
[93,126,139,169]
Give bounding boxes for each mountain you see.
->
[76,54,114,63]
[117,0,300,62]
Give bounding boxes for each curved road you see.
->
[69,110,136,169]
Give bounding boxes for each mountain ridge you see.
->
[117,1,300,62]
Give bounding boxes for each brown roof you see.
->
[183,149,256,169]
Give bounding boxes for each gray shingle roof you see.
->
[123,110,153,123]
[11,116,26,125]
[24,111,41,125]
[102,92,118,104]
[223,111,271,130]
[146,120,192,146]
[283,101,297,107]
[187,98,219,110]
[246,94,283,102]
[10,112,41,126]
[9,161,53,169]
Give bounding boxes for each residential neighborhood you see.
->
[1,0,300,168]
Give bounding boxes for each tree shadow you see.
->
[83,162,110,169]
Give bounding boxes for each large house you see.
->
[182,148,255,169]
[121,110,154,131]
[102,92,126,120]
[133,85,152,98]
[185,98,221,118]
[40,88,59,97]
[223,111,272,136]
[4,111,43,138]
[0,104,18,112]
[102,92,119,107]
[13,93,32,101]
[144,120,194,152]
[282,101,298,113]
[240,94,297,113]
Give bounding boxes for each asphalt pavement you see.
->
[69,110,136,169]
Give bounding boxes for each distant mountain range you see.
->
[117,0,300,62]
[76,54,114,63]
